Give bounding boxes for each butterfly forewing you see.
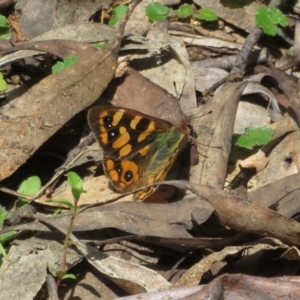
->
[88,106,173,160]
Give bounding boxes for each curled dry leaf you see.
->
[239,149,269,173]
[116,273,300,300]
[162,180,300,246]
[175,237,289,288]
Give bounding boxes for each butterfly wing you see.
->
[88,106,188,200]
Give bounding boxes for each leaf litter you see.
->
[1,0,300,299]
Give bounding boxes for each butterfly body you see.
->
[88,106,189,200]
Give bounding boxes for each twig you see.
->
[231,0,283,74]
[46,274,59,300]
[204,0,284,96]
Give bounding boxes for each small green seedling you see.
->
[177,4,193,19]
[256,6,288,36]
[47,171,87,213]
[67,171,86,202]
[17,176,41,206]
[0,73,7,92]
[0,205,9,226]
[56,270,76,280]
[198,8,218,21]
[0,231,19,257]
[52,55,80,73]
[145,3,218,23]
[145,2,171,21]
[0,206,19,257]
[109,4,128,26]
[232,126,275,149]
[0,14,11,39]
[53,172,86,284]
[92,42,108,49]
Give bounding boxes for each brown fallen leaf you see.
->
[0,0,138,181]
[255,65,300,125]
[14,0,112,39]
[0,42,117,181]
[190,81,247,189]
[163,180,300,246]
[115,274,300,300]
[175,237,290,287]
[0,198,211,239]
[2,39,99,58]
[34,214,172,294]
[107,67,187,125]
[0,238,82,300]
[194,0,260,32]
[249,171,300,218]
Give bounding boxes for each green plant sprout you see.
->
[256,6,288,36]
[145,2,218,22]
[0,14,11,39]
[17,175,41,206]
[146,2,171,21]
[48,171,87,214]
[0,231,20,258]
[177,4,193,19]
[0,206,19,259]
[198,8,218,21]
[0,73,7,93]
[232,126,275,149]
[109,4,128,26]
[48,171,87,284]
[92,42,108,49]
[56,270,76,280]
[52,55,80,73]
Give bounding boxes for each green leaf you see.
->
[52,55,80,73]
[109,5,128,26]
[67,172,86,201]
[198,8,218,21]
[177,4,193,19]
[56,270,76,280]
[0,231,19,244]
[17,176,41,201]
[0,15,9,28]
[0,14,10,39]
[0,231,20,258]
[73,204,90,214]
[62,273,76,280]
[56,270,66,278]
[0,206,9,225]
[268,6,289,27]
[67,172,82,190]
[145,2,170,22]
[92,42,108,49]
[232,126,275,149]
[0,73,7,92]
[52,208,62,216]
[256,6,288,36]
[47,198,74,209]
[0,242,6,257]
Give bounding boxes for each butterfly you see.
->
[87,105,190,200]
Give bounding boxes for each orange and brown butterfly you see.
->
[87,105,190,200]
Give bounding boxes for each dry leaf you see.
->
[239,149,269,172]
